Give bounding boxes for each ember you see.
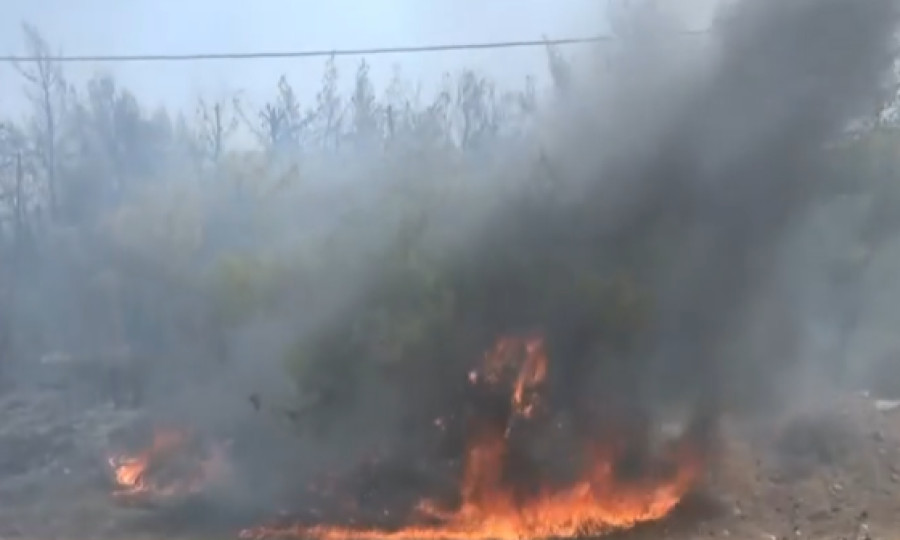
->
[243,334,705,540]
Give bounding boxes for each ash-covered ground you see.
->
[4,382,900,539]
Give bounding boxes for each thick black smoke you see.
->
[173,0,900,524]
[442,0,900,424]
[273,0,898,456]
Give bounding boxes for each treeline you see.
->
[0,18,897,428]
[0,24,568,403]
[0,25,561,229]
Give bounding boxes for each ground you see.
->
[622,393,900,540]
[2,378,900,540]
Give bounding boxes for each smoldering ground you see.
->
[94,0,900,531]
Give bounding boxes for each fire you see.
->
[107,428,225,501]
[243,334,704,540]
[508,336,547,420]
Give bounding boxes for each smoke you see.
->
[171,0,900,513]
[359,0,900,434]
[528,0,900,417]
[145,8,900,526]
[5,0,895,530]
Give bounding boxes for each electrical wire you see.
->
[0,31,707,63]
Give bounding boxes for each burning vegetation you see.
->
[81,2,900,540]
[107,428,228,505]
[228,3,900,538]
[241,334,707,540]
[105,333,708,540]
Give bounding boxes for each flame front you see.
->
[243,334,704,540]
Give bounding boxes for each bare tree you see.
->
[13,23,67,219]
[195,96,239,167]
[242,76,308,156]
[544,42,572,94]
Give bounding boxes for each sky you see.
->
[0,0,718,118]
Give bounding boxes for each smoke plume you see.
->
[125,0,900,527]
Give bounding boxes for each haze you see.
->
[2,1,900,538]
[1,0,718,115]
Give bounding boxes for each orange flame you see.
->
[242,334,703,540]
[510,336,547,419]
[107,428,225,500]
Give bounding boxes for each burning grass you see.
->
[107,428,228,506]
[98,4,900,538]
[240,334,707,540]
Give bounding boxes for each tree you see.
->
[0,123,29,216]
[13,24,67,219]
[314,56,343,150]
[456,70,498,149]
[351,60,380,145]
[195,96,239,167]
[410,74,452,148]
[383,65,413,141]
[251,76,307,156]
[544,43,571,94]
[61,74,171,221]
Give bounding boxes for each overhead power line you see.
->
[0,32,707,64]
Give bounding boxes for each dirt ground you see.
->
[617,392,900,540]
[2,387,900,540]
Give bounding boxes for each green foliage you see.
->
[210,253,272,325]
[1,23,898,428]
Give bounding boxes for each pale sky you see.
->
[0,1,718,117]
